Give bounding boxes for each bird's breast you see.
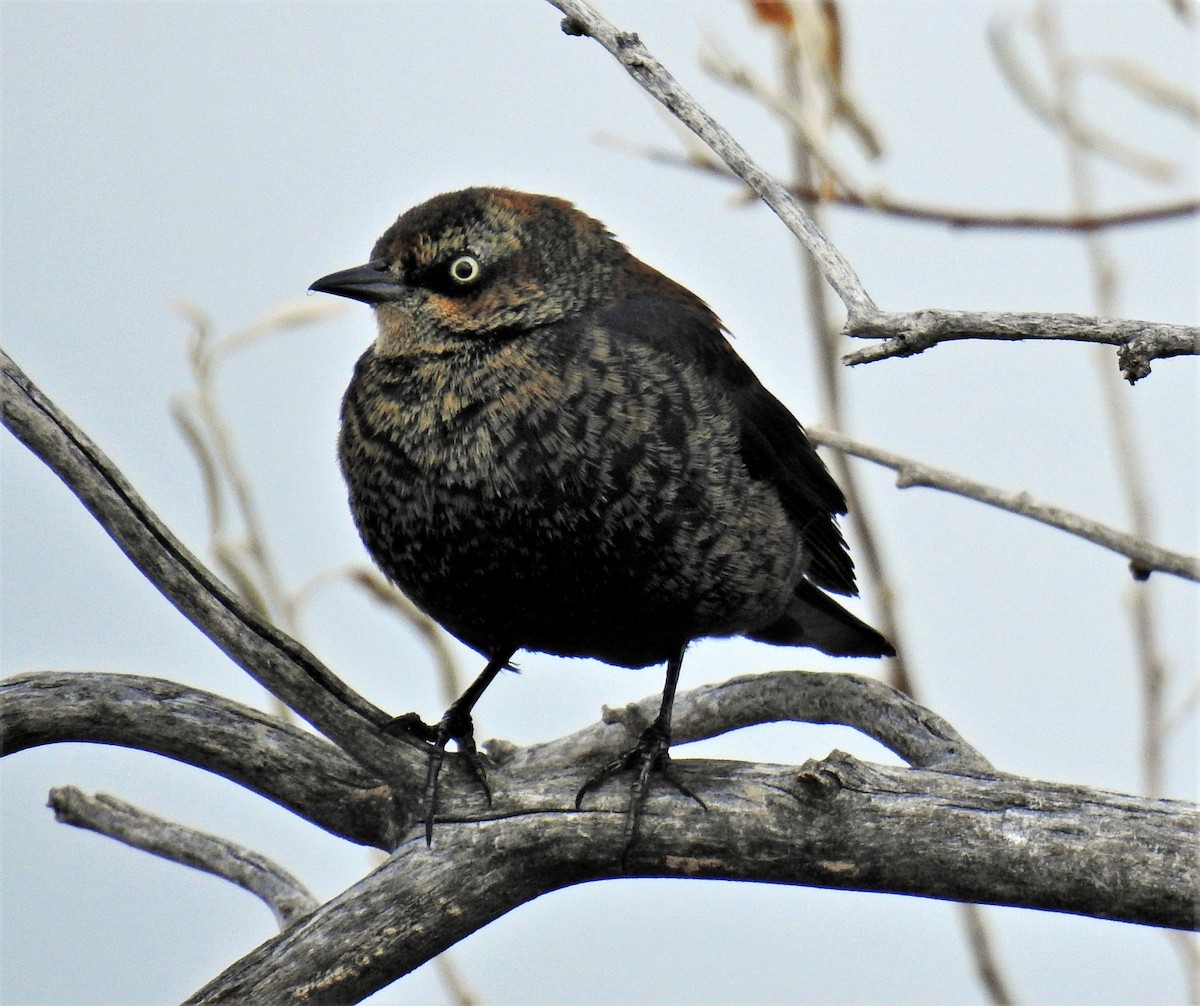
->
[336,335,804,662]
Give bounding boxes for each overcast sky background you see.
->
[2,2,1197,1004]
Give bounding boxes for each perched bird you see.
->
[311,187,894,848]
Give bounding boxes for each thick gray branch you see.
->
[807,426,1199,582]
[2,671,397,848]
[48,786,318,928]
[581,669,995,774]
[547,0,878,320]
[188,751,1198,1004]
[843,308,1198,383]
[0,348,421,802]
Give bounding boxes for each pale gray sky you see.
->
[2,2,1196,1004]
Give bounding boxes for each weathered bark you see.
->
[185,751,1197,1004]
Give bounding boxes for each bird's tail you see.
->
[749,580,895,658]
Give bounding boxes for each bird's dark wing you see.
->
[596,284,858,596]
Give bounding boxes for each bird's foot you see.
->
[575,717,706,859]
[385,705,491,845]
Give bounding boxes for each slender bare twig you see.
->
[988,10,1179,182]
[172,301,341,634]
[433,956,479,1006]
[699,39,858,190]
[1029,8,1197,998]
[1078,55,1200,124]
[1033,0,1175,805]
[605,138,1200,232]
[547,0,878,321]
[959,901,1017,1005]
[174,305,287,624]
[286,565,465,708]
[48,786,319,928]
[808,425,1198,583]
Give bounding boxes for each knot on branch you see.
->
[1117,343,1154,384]
[794,754,850,800]
[560,16,587,37]
[599,701,654,739]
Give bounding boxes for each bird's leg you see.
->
[386,647,515,844]
[576,645,706,856]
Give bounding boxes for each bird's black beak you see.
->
[309,259,407,305]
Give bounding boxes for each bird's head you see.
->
[310,187,630,354]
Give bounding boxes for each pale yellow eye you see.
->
[449,255,481,285]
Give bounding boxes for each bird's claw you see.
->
[576,719,706,860]
[386,706,492,844]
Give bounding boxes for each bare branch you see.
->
[2,671,397,848]
[609,139,1200,231]
[547,0,878,321]
[187,754,1199,1003]
[988,10,1180,182]
[842,308,1198,383]
[48,786,318,928]
[699,39,857,190]
[1080,54,1200,125]
[592,669,994,775]
[11,664,1195,1004]
[342,567,464,708]
[807,425,1198,582]
[959,901,1017,1005]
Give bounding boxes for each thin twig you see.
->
[960,900,1017,1005]
[1029,8,1194,998]
[48,786,319,928]
[1078,54,1200,125]
[174,303,292,628]
[605,138,1199,231]
[285,565,465,709]
[1031,0,1177,801]
[807,425,1198,582]
[988,9,1179,182]
[699,39,857,190]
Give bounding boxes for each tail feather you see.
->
[750,580,895,658]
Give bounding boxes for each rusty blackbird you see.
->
[311,187,894,848]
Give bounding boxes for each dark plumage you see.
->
[311,187,893,847]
